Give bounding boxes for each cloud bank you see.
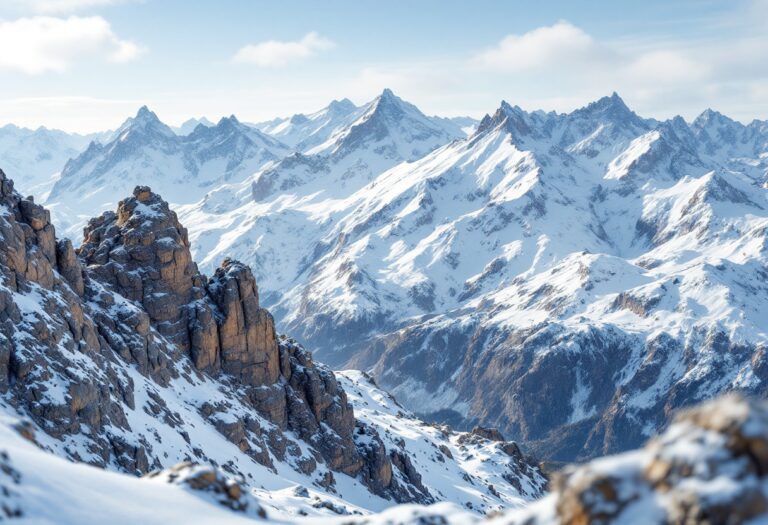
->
[0,16,143,74]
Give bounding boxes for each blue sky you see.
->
[0,0,765,132]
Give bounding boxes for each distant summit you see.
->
[173,116,215,135]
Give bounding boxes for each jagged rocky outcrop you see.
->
[3,170,535,505]
[78,187,281,386]
[75,186,371,479]
[0,169,153,471]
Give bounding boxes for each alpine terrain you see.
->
[2,0,766,521]
[4,90,768,466]
[0,168,545,521]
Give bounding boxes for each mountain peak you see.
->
[373,88,402,109]
[213,115,244,132]
[570,91,648,131]
[693,108,738,129]
[474,100,528,136]
[355,88,408,124]
[135,105,158,122]
[327,98,356,114]
[222,114,240,124]
[587,92,631,113]
[113,105,174,140]
[289,113,309,125]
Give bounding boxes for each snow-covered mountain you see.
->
[252,98,364,151]
[173,116,215,136]
[0,124,102,197]
[178,93,768,463]
[15,91,465,241]
[5,91,768,465]
[44,106,291,239]
[252,94,475,154]
[245,89,466,204]
[0,170,544,521]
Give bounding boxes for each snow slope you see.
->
[0,367,540,522]
[2,393,765,525]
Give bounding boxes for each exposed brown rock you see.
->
[78,187,281,388]
[79,186,204,354]
[207,258,279,386]
[55,238,84,296]
[471,426,505,442]
[0,169,164,473]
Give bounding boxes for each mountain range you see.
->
[182,91,768,462]
[1,90,767,467]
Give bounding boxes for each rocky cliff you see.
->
[0,168,543,512]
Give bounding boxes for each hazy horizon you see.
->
[0,0,766,132]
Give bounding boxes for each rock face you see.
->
[1,170,545,509]
[207,259,279,385]
[74,186,370,479]
[0,169,157,473]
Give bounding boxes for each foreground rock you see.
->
[494,394,768,525]
[146,462,266,517]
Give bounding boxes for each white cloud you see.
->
[232,32,334,67]
[0,16,144,74]
[475,21,604,71]
[8,0,128,14]
[473,21,718,88]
